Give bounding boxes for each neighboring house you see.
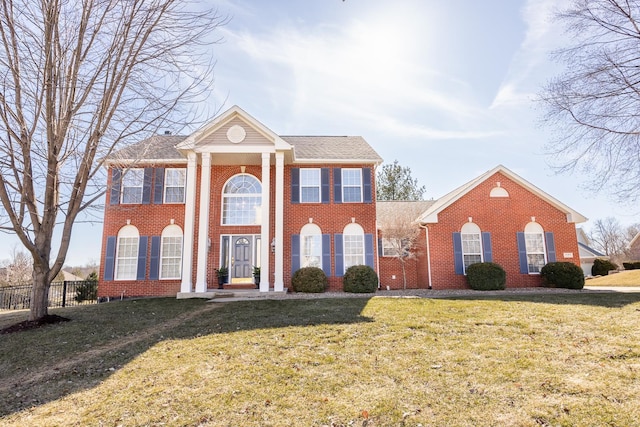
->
[59,270,85,282]
[576,228,607,276]
[629,232,640,261]
[98,106,587,298]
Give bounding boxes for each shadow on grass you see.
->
[0,297,373,418]
[435,290,640,308]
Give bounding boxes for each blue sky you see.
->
[2,0,638,266]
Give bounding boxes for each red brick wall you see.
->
[284,164,377,291]
[98,164,186,298]
[99,162,379,295]
[377,228,430,289]
[424,172,581,289]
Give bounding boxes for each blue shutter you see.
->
[333,168,342,204]
[142,168,152,204]
[378,238,383,257]
[321,168,330,204]
[149,236,161,280]
[365,234,374,268]
[322,234,331,276]
[153,168,165,204]
[517,232,528,274]
[363,168,372,203]
[545,232,556,263]
[291,234,300,274]
[482,232,493,262]
[110,169,121,205]
[453,232,463,275]
[291,168,300,204]
[104,236,116,281]
[137,236,148,280]
[335,234,344,276]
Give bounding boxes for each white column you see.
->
[181,152,198,293]
[274,152,284,291]
[260,152,271,292]
[195,152,212,292]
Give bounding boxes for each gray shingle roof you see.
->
[108,135,188,162]
[108,134,382,164]
[376,200,435,225]
[281,136,382,163]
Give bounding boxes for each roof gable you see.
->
[419,165,587,224]
[176,105,292,152]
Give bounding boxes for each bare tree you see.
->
[0,0,225,321]
[588,217,627,257]
[540,0,640,204]
[377,202,425,289]
[6,245,33,284]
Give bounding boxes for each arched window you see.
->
[222,174,262,225]
[524,222,546,273]
[461,222,482,273]
[343,223,365,269]
[301,223,322,268]
[160,224,183,279]
[115,225,139,280]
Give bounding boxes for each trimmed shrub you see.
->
[591,258,618,276]
[291,267,328,293]
[541,262,585,289]
[622,261,640,270]
[465,262,506,291]
[343,265,378,293]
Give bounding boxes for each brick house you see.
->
[98,106,586,298]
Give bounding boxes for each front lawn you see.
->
[1,293,640,426]
[585,269,640,286]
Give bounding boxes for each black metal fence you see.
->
[0,281,98,310]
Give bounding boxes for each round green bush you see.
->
[465,262,506,290]
[541,262,585,289]
[343,265,378,293]
[291,267,328,293]
[591,258,618,276]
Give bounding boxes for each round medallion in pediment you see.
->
[227,125,246,143]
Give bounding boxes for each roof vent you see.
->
[164,130,171,135]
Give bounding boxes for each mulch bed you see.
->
[0,314,70,335]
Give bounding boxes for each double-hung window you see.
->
[164,168,186,203]
[300,169,321,203]
[160,231,182,279]
[115,225,139,280]
[301,224,322,268]
[382,238,398,257]
[342,169,362,203]
[525,232,546,273]
[121,169,144,204]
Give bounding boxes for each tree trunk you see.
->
[29,264,50,321]
[400,260,407,290]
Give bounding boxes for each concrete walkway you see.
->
[204,285,640,303]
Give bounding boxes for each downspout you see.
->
[375,221,381,289]
[420,224,433,289]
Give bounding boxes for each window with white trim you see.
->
[115,225,139,280]
[461,222,482,273]
[222,174,262,225]
[342,168,362,203]
[164,168,186,203]
[301,223,322,268]
[121,168,144,204]
[160,224,183,279]
[300,168,321,203]
[343,223,365,269]
[525,222,546,273]
[382,238,398,257]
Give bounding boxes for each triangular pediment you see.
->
[418,165,587,224]
[176,105,292,153]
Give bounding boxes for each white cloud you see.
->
[491,0,569,109]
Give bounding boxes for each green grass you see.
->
[586,269,640,286]
[2,293,640,426]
